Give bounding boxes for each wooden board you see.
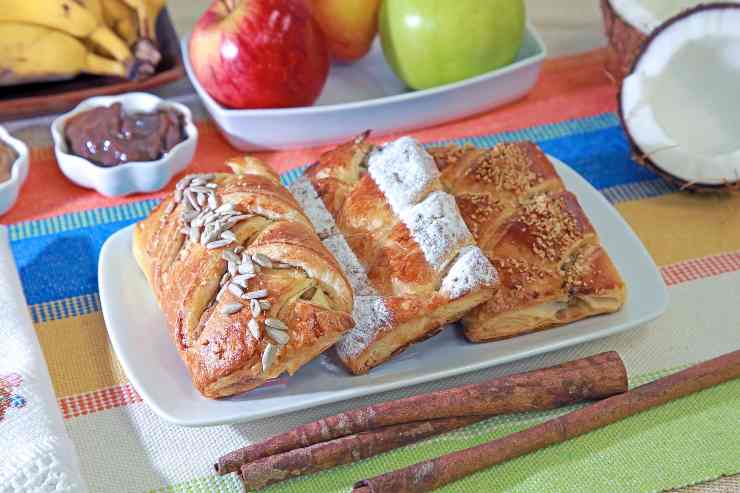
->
[0,9,185,120]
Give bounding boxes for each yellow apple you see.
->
[308,0,381,62]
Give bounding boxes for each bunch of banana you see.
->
[0,0,166,87]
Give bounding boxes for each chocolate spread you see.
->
[64,102,186,167]
[0,140,17,183]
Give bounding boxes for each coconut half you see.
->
[619,3,740,190]
[600,0,736,81]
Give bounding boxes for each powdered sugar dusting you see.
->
[288,176,337,239]
[322,235,376,296]
[368,136,440,214]
[401,191,474,271]
[336,296,392,358]
[441,246,499,299]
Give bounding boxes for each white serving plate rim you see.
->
[182,23,546,117]
[99,156,668,426]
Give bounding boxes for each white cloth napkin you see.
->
[0,226,87,493]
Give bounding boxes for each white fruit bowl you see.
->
[51,92,198,197]
[182,24,546,151]
[0,126,29,216]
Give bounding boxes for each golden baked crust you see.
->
[297,135,499,374]
[133,157,354,398]
[431,142,626,342]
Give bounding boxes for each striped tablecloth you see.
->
[2,49,740,493]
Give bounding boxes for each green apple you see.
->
[379,0,526,90]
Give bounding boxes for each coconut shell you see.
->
[600,0,649,85]
[617,2,740,193]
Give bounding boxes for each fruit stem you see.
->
[222,0,237,12]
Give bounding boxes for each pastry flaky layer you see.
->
[295,134,500,374]
[133,157,354,398]
[429,141,626,342]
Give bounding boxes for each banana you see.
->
[101,0,139,46]
[0,0,133,64]
[0,22,127,86]
[121,0,165,41]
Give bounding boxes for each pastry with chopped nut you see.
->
[132,157,354,398]
[430,141,625,342]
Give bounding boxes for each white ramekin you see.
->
[0,126,29,216]
[51,92,198,197]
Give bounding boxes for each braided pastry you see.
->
[133,157,354,398]
[292,135,499,374]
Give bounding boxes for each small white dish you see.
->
[0,126,29,216]
[99,156,668,426]
[51,92,198,197]
[182,25,546,151]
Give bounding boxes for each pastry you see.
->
[292,135,499,374]
[430,141,626,342]
[133,157,355,398]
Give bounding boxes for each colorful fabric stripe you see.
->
[662,251,740,286]
[60,383,141,420]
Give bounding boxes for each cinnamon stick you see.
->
[241,416,483,490]
[216,351,627,475]
[353,349,740,493]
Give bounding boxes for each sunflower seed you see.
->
[234,246,245,254]
[185,189,198,209]
[250,298,261,317]
[207,239,233,249]
[220,303,242,315]
[252,253,273,268]
[197,192,207,207]
[164,201,176,214]
[238,262,255,275]
[233,273,255,284]
[259,300,272,310]
[227,261,237,277]
[190,177,206,186]
[265,317,288,332]
[206,182,218,189]
[190,185,211,194]
[208,194,219,210]
[189,225,200,243]
[191,216,204,228]
[262,343,277,372]
[176,175,193,190]
[221,230,236,242]
[248,318,261,339]
[243,289,268,300]
[202,211,218,224]
[222,250,241,264]
[216,289,225,302]
[216,203,235,214]
[273,262,292,269]
[228,283,244,297]
[219,272,230,286]
[181,210,198,222]
[266,326,289,345]
[231,276,249,288]
[174,188,183,203]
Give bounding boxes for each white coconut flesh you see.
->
[610,0,714,33]
[620,5,740,185]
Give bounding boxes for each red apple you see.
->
[189,0,330,109]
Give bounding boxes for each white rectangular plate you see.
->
[182,25,546,151]
[99,157,668,426]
